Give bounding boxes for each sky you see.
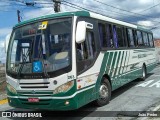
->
[0,0,160,63]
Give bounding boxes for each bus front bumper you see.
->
[7,96,78,111]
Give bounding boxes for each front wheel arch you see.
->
[103,74,112,90]
[94,77,111,107]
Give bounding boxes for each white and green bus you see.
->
[6,11,156,110]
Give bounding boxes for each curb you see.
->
[0,99,8,105]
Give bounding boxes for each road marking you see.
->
[136,80,154,87]
[0,99,8,105]
[152,75,160,77]
[149,80,160,88]
[136,79,160,88]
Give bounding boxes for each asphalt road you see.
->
[0,65,160,120]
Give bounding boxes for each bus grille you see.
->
[19,82,50,89]
[17,91,52,97]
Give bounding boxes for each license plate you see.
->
[28,98,39,102]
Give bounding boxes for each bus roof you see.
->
[14,11,90,28]
[137,25,152,33]
[14,10,152,33]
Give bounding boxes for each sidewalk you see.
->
[0,90,7,101]
[0,80,7,101]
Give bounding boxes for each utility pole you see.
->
[17,10,21,23]
[53,0,61,12]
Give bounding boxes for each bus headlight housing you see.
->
[53,81,74,94]
[7,84,17,94]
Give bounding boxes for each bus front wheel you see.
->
[95,78,111,106]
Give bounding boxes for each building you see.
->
[154,39,160,63]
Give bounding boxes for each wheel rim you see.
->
[142,67,146,78]
[99,84,108,99]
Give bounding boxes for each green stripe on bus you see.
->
[104,52,111,73]
[100,52,110,75]
[117,51,125,78]
[105,52,114,75]
[111,51,119,78]
[122,51,128,75]
[110,51,120,78]
[113,51,121,78]
[109,52,117,77]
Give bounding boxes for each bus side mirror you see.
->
[76,21,93,43]
[76,21,86,44]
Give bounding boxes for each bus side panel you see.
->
[97,48,156,91]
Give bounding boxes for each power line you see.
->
[92,0,160,23]
[140,2,160,13]
[10,0,160,25]
[62,2,118,19]
[62,1,156,26]
[62,1,127,21]
[63,1,111,17]
[22,8,54,20]
[61,3,82,11]
[62,1,160,30]
[20,9,26,19]
[2,0,159,29]
[0,10,15,12]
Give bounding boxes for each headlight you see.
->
[53,81,74,94]
[7,84,17,94]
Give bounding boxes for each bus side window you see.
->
[148,33,154,47]
[112,25,118,48]
[77,31,96,73]
[133,30,138,47]
[98,23,106,47]
[98,23,113,48]
[107,24,114,48]
[136,31,144,47]
[143,32,149,47]
[123,27,128,47]
[127,28,135,47]
[117,26,125,47]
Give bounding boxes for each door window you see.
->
[77,31,96,73]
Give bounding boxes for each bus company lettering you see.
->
[138,54,147,58]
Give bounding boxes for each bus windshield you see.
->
[7,18,72,78]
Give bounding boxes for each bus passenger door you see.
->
[76,18,99,104]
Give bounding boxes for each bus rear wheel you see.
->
[94,78,111,107]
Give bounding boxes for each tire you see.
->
[94,78,111,107]
[141,65,147,81]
